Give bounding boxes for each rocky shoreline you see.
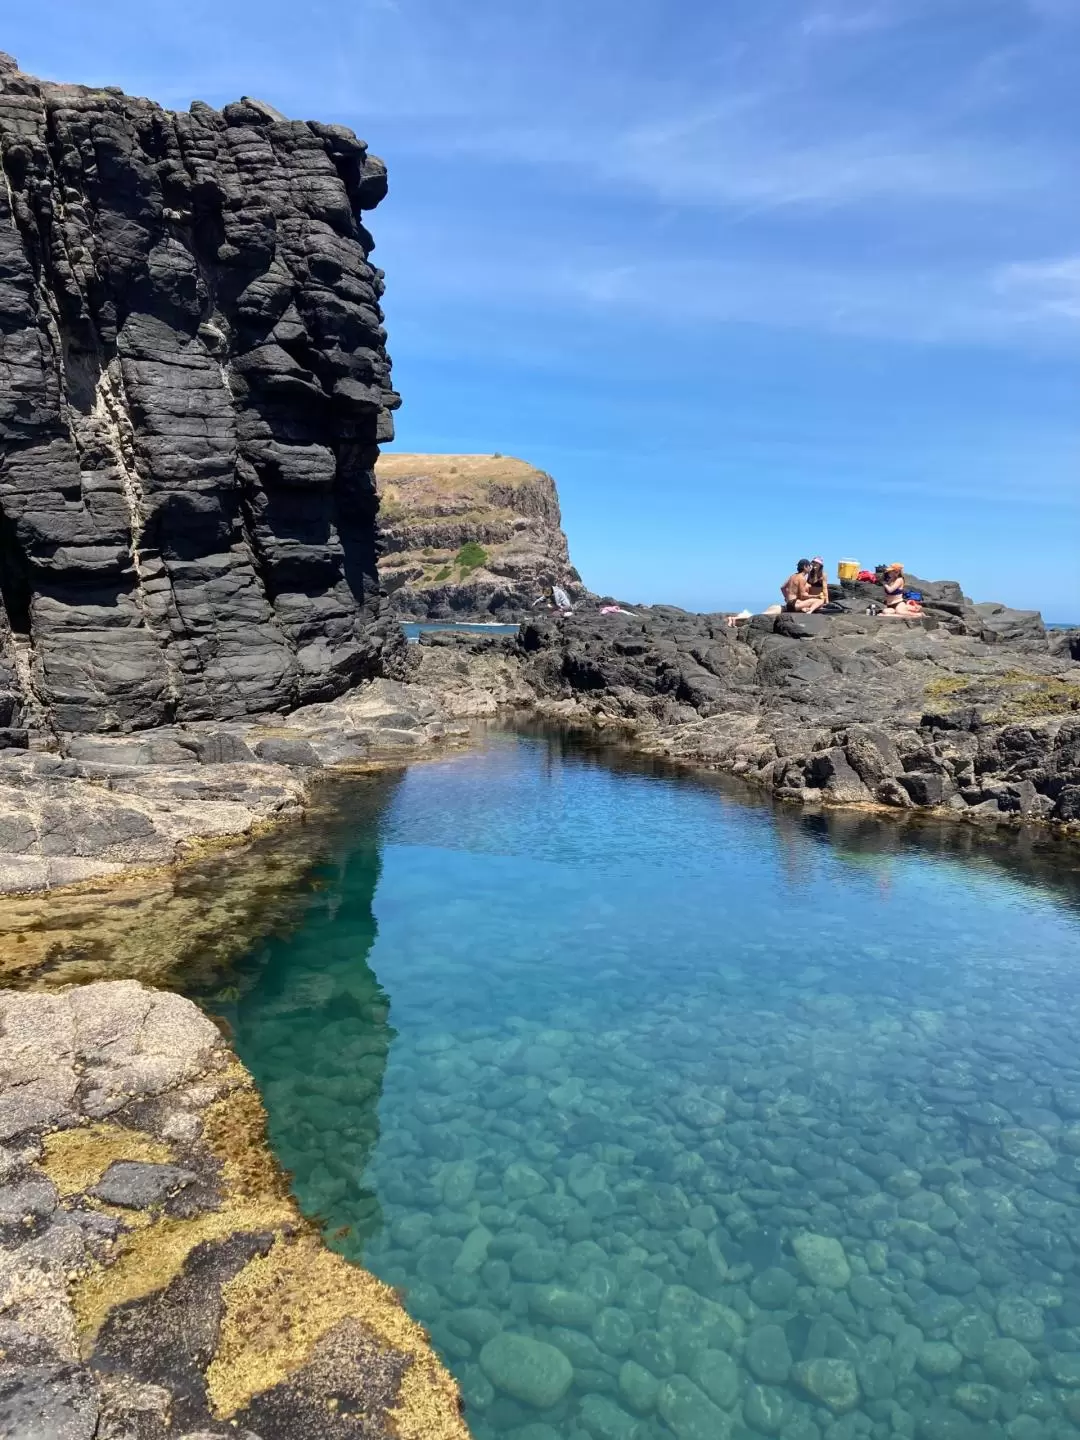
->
[2,581,1076,905]
[0,678,462,896]
[0,979,469,1439]
[407,585,1080,835]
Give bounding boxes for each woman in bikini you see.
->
[880,563,923,618]
[805,557,829,610]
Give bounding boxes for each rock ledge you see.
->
[0,979,469,1440]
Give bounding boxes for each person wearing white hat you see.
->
[805,557,829,610]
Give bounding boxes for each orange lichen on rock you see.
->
[208,1233,470,1438]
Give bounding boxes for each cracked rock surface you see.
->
[0,980,470,1440]
[0,677,463,893]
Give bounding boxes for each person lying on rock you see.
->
[879,563,923,618]
[781,558,824,614]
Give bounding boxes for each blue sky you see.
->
[7,0,1079,615]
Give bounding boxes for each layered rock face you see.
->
[0,56,399,736]
[376,453,582,618]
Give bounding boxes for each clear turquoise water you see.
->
[194,729,1080,1440]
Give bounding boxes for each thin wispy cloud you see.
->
[396,107,1064,221]
[1025,0,1080,20]
[994,256,1080,321]
[383,213,1080,351]
[798,2,908,37]
[337,0,1075,238]
[608,124,1054,210]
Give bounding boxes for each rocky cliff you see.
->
[375,453,582,618]
[0,55,399,737]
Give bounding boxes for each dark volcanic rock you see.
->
[413,585,1080,830]
[0,55,399,733]
[90,1159,197,1207]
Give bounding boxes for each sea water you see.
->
[402,621,521,642]
[192,728,1080,1440]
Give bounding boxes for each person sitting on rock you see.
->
[880,563,923,618]
[781,559,809,610]
[806,557,829,609]
[534,582,574,615]
[781,559,824,614]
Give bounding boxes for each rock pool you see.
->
[187,728,1080,1440]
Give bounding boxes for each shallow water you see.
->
[191,729,1080,1440]
[402,621,521,641]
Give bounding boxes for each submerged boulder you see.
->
[792,1232,852,1289]
[479,1331,574,1407]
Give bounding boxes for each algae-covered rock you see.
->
[657,1374,734,1439]
[0,981,469,1440]
[918,1342,964,1377]
[1000,1128,1057,1170]
[619,1359,660,1414]
[579,1392,643,1439]
[1048,1351,1080,1386]
[744,1381,790,1435]
[504,1161,548,1198]
[745,1323,793,1384]
[529,1282,597,1326]
[749,1266,798,1309]
[982,1337,1037,1391]
[689,1348,739,1409]
[952,1383,999,1420]
[952,1308,996,1359]
[594,1305,636,1356]
[996,1295,1044,1342]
